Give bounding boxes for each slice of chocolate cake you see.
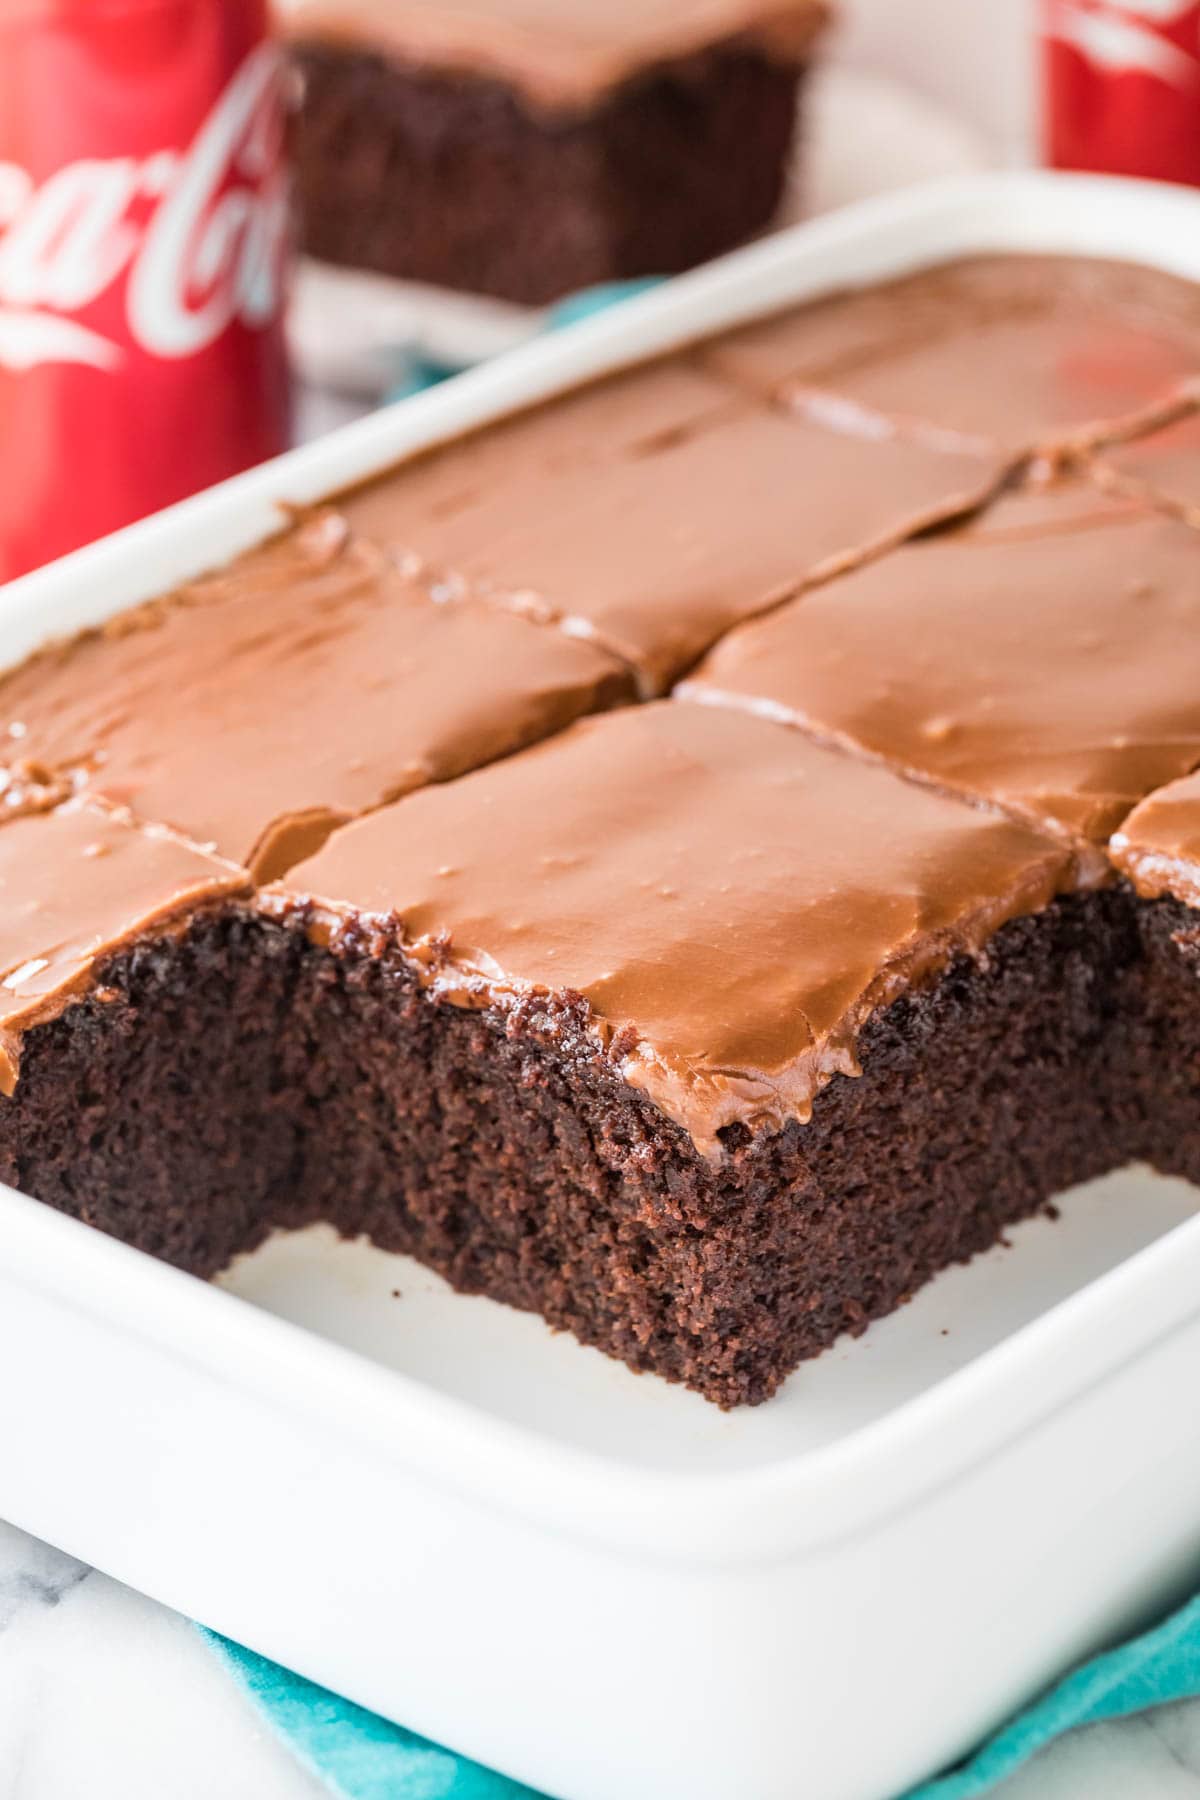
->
[0,798,250,1095]
[0,799,289,1275]
[0,512,631,878]
[280,0,828,304]
[247,703,1125,1406]
[681,482,1200,850]
[701,255,1200,464]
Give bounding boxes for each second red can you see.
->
[1043,0,1200,185]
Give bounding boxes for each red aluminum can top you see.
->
[0,0,291,579]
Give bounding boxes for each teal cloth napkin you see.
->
[204,1589,1200,1800]
[384,279,664,400]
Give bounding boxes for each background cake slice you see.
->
[280,0,829,304]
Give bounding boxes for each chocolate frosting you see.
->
[333,357,738,579]
[0,799,248,1095]
[1110,771,1200,907]
[347,399,999,698]
[681,482,1200,848]
[269,703,1076,1156]
[703,256,1200,462]
[0,514,630,879]
[1092,400,1200,523]
[277,0,829,111]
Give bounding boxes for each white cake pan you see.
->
[2,174,1200,1800]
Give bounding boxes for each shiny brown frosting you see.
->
[452,406,1000,696]
[276,0,829,111]
[703,256,1200,462]
[1110,771,1200,907]
[0,799,249,1096]
[267,703,1077,1156]
[333,358,739,578]
[1091,400,1200,524]
[339,391,999,698]
[0,514,631,880]
[681,483,1200,849]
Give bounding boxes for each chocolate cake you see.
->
[2,251,1200,1406]
[279,0,829,303]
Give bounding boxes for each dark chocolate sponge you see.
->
[2,887,1178,1409]
[291,45,801,305]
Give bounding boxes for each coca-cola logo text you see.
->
[0,44,288,373]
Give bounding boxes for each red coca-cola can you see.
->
[0,0,291,581]
[1042,0,1200,184]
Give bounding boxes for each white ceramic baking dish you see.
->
[2,173,1200,1800]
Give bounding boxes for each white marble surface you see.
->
[0,1521,321,1800]
[0,1509,1197,1797]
